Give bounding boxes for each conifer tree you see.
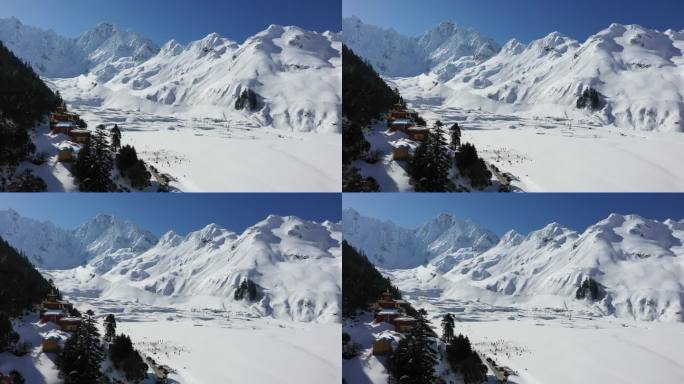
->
[450,122,461,149]
[104,314,116,342]
[409,124,451,192]
[60,311,103,384]
[0,312,19,351]
[111,125,121,152]
[387,321,437,384]
[441,313,455,344]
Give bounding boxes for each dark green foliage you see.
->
[577,87,601,110]
[450,123,461,149]
[111,125,121,152]
[104,314,116,343]
[342,45,401,127]
[342,332,361,360]
[75,125,113,192]
[126,160,151,190]
[109,334,148,383]
[342,165,380,192]
[387,323,437,384]
[5,169,47,191]
[342,241,401,316]
[414,115,427,127]
[0,236,52,316]
[59,312,103,384]
[235,88,258,111]
[441,313,455,344]
[116,145,138,172]
[408,125,452,192]
[0,40,61,166]
[446,334,487,384]
[342,121,370,165]
[234,279,259,301]
[0,312,19,351]
[454,143,492,190]
[115,145,151,190]
[576,277,602,300]
[8,370,25,384]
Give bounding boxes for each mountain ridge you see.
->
[344,209,684,321]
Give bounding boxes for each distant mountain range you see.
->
[343,16,684,132]
[343,208,684,321]
[0,17,341,132]
[0,209,341,322]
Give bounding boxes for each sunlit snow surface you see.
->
[344,294,684,384]
[3,300,340,384]
[40,99,341,192]
[356,103,684,192]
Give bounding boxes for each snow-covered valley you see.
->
[0,209,342,383]
[342,207,684,383]
[0,17,341,192]
[343,17,684,191]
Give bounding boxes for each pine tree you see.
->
[111,125,121,152]
[441,313,455,344]
[90,125,113,191]
[60,311,103,384]
[409,124,451,192]
[109,334,148,383]
[387,322,437,384]
[75,126,113,192]
[450,123,461,149]
[0,312,19,351]
[104,314,116,342]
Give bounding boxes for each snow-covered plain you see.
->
[343,17,684,192]
[52,102,341,192]
[401,103,684,192]
[405,294,684,384]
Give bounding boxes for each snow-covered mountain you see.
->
[0,210,341,322]
[0,17,158,79]
[430,23,684,132]
[342,208,499,269]
[342,16,500,79]
[345,17,684,131]
[97,24,341,132]
[0,209,156,269]
[0,17,341,133]
[343,210,684,321]
[99,215,341,321]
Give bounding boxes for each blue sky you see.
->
[0,0,341,44]
[0,194,341,236]
[343,194,684,235]
[343,0,684,44]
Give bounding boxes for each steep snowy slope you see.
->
[102,215,341,322]
[436,23,684,131]
[342,16,499,79]
[75,22,159,81]
[0,17,158,78]
[0,209,156,269]
[96,25,341,132]
[441,214,684,321]
[385,22,684,132]
[73,214,158,273]
[0,209,86,269]
[342,208,499,269]
[345,211,684,321]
